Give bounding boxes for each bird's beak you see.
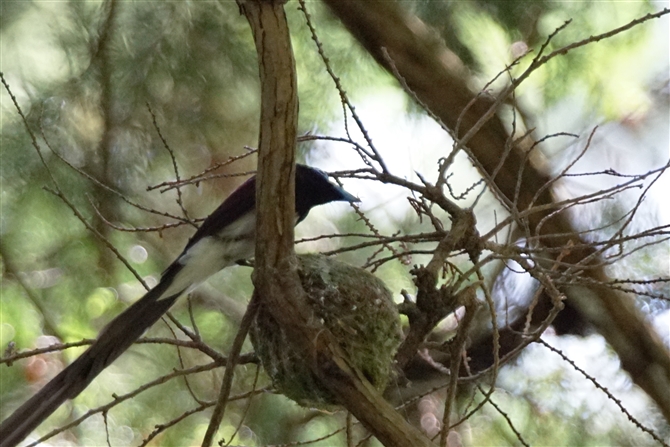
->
[336,187,360,203]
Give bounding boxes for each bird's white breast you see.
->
[160,212,257,298]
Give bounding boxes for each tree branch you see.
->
[240,1,434,445]
[323,0,670,421]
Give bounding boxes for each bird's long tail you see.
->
[0,264,185,447]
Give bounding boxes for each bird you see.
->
[0,164,358,447]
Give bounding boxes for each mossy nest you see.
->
[250,254,402,410]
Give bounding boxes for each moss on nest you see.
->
[250,254,402,410]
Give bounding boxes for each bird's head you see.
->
[295,164,359,222]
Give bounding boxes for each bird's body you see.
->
[0,164,357,447]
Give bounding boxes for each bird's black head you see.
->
[295,164,359,222]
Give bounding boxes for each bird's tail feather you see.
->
[0,265,184,447]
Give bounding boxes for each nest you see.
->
[250,254,402,410]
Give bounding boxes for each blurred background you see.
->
[1,1,668,445]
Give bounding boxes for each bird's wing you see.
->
[181,175,257,253]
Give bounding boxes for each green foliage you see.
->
[1,1,381,442]
[413,0,657,120]
[1,0,667,445]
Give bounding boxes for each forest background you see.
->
[1,1,669,446]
